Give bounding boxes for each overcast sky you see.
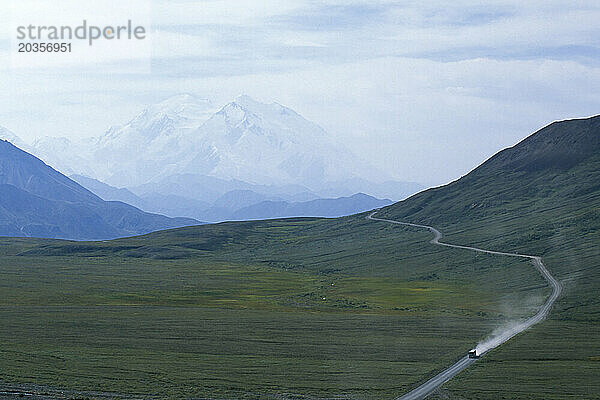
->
[1,0,599,186]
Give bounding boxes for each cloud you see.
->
[0,0,599,185]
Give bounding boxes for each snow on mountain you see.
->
[30,136,96,177]
[13,95,412,200]
[0,127,95,178]
[91,94,387,191]
[0,126,28,150]
[92,94,215,186]
[180,95,387,189]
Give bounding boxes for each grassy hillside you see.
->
[378,116,600,399]
[0,214,548,399]
[0,116,598,399]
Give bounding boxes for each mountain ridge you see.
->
[16,95,420,200]
[229,193,392,220]
[72,173,393,222]
[377,114,600,226]
[0,140,198,240]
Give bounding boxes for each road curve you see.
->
[366,211,562,400]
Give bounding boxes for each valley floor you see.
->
[0,216,556,399]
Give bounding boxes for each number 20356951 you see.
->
[18,42,72,53]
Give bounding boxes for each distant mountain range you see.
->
[229,193,392,220]
[0,95,423,225]
[0,140,198,240]
[71,174,392,222]
[2,95,423,201]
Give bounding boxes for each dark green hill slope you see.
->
[377,116,600,313]
[376,115,600,399]
[379,115,600,229]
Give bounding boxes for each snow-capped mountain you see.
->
[182,95,385,188]
[5,95,422,203]
[92,94,215,186]
[92,94,387,190]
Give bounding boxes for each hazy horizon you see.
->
[2,0,599,186]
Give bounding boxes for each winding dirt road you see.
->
[367,211,562,400]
